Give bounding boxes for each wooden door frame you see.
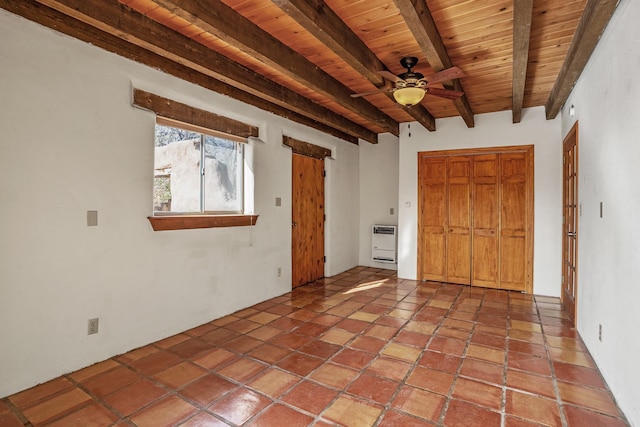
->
[561,122,579,325]
[417,145,534,293]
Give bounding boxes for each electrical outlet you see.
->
[390,207,395,215]
[277,267,282,277]
[88,318,99,335]
[599,324,603,342]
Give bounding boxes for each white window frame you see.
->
[153,118,245,216]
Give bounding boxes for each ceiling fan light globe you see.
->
[394,87,425,106]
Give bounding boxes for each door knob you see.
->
[292,222,298,227]
[567,232,576,237]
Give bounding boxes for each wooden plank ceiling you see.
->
[2,0,620,144]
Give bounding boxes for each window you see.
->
[153,120,244,215]
[132,89,259,230]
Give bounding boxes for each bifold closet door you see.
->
[499,152,530,291]
[446,156,471,285]
[418,156,447,282]
[418,146,533,293]
[471,154,499,288]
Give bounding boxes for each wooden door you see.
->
[292,154,325,288]
[446,156,471,284]
[562,123,578,325]
[418,156,447,281]
[472,154,499,288]
[499,152,531,291]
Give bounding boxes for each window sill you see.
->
[147,214,259,231]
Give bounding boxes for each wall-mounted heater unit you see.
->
[372,225,397,263]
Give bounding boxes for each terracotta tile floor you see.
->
[1,267,631,426]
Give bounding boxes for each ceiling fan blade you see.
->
[426,87,464,100]
[424,66,465,86]
[350,88,393,98]
[378,70,405,83]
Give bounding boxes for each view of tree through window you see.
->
[153,123,243,214]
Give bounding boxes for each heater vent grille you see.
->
[372,225,397,263]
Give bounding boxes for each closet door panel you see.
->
[500,234,526,290]
[419,156,447,281]
[472,155,499,288]
[446,156,471,284]
[500,153,528,291]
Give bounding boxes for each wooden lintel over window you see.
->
[133,88,258,140]
[148,215,259,231]
[283,136,332,159]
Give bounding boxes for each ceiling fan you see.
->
[351,57,464,106]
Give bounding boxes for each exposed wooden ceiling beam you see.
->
[545,0,620,119]
[393,0,474,128]
[399,103,435,131]
[6,0,361,143]
[27,0,376,143]
[152,0,399,136]
[272,0,385,87]
[512,0,534,123]
[271,0,436,132]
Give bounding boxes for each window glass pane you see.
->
[154,124,201,213]
[203,135,243,212]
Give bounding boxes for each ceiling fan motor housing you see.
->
[399,56,419,70]
[398,56,426,88]
[397,71,426,88]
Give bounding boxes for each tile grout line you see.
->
[432,283,469,427]
[538,295,570,427]
[251,270,398,426]
[436,284,481,427]
[1,396,32,427]
[315,273,413,426]
[104,347,232,426]
[501,291,511,427]
[369,280,450,426]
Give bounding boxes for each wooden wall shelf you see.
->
[148,215,259,231]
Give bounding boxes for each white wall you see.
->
[359,133,400,269]
[397,108,562,297]
[324,139,361,276]
[560,0,640,424]
[0,10,359,398]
